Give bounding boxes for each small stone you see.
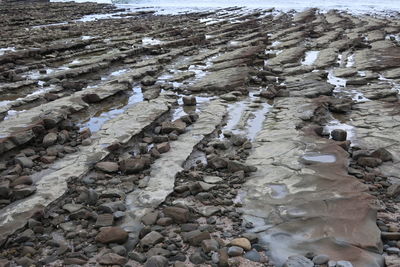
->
[156,142,170,153]
[62,203,83,213]
[163,206,190,223]
[228,246,243,257]
[241,233,258,243]
[128,251,147,263]
[203,176,223,184]
[95,227,128,244]
[97,253,127,265]
[182,230,211,246]
[142,75,156,86]
[387,184,400,197]
[40,156,56,164]
[202,239,220,253]
[283,255,314,267]
[386,247,400,255]
[229,238,251,250]
[147,248,171,258]
[244,249,261,262]
[190,251,205,264]
[119,158,149,174]
[161,120,186,134]
[371,148,392,162]
[312,254,330,264]
[15,157,34,168]
[357,157,382,167]
[95,213,114,228]
[95,162,119,173]
[0,180,10,198]
[42,132,58,147]
[12,185,36,200]
[331,129,347,141]
[156,217,173,226]
[81,138,92,146]
[112,245,127,256]
[183,96,196,106]
[144,255,168,267]
[141,211,159,225]
[140,231,164,247]
[336,260,353,267]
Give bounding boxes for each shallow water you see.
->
[302,153,336,163]
[52,0,400,14]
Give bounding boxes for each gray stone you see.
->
[95,213,114,228]
[144,255,168,267]
[140,231,164,247]
[190,251,205,264]
[227,246,243,257]
[95,162,119,173]
[283,255,314,267]
[312,254,329,264]
[16,157,34,168]
[42,133,58,147]
[244,249,261,262]
[183,96,196,106]
[141,211,159,225]
[331,129,347,141]
[202,239,220,253]
[128,251,147,263]
[164,206,190,223]
[182,230,211,246]
[97,253,127,265]
[336,260,353,267]
[111,245,127,256]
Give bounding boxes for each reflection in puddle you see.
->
[324,119,356,143]
[142,37,163,45]
[301,51,319,66]
[267,184,288,199]
[302,153,336,163]
[79,86,144,132]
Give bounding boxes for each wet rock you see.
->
[227,160,256,173]
[161,120,186,134]
[156,217,173,226]
[42,132,58,147]
[244,249,262,262]
[229,238,251,250]
[82,93,101,103]
[331,129,347,141]
[208,156,228,170]
[95,227,128,244]
[283,255,314,267]
[387,183,400,197]
[182,230,211,246]
[15,157,34,168]
[228,246,243,257]
[220,93,237,101]
[0,180,10,198]
[164,206,190,223]
[357,157,382,167]
[12,185,36,200]
[140,231,164,247]
[119,158,149,174]
[371,148,392,162]
[190,250,205,264]
[10,176,33,187]
[183,96,196,106]
[313,254,329,264]
[156,142,170,153]
[128,251,147,263]
[202,239,220,253]
[336,260,353,267]
[142,75,156,86]
[95,162,119,173]
[97,253,127,265]
[141,211,159,225]
[260,87,277,99]
[95,213,114,228]
[144,255,168,267]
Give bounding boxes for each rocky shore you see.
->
[0,2,400,267]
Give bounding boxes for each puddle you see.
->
[172,95,213,121]
[0,47,16,56]
[267,184,288,199]
[386,34,400,42]
[78,86,143,132]
[327,69,346,87]
[345,54,355,68]
[81,36,93,40]
[220,91,271,141]
[101,68,130,80]
[4,110,26,120]
[233,190,247,205]
[323,119,357,144]
[31,22,68,29]
[183,150,207,169]
[301,51,319,66]
[142,37,163,45]
[302,153,336,163]
[75,12,129,22]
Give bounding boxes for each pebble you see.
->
[244,249,262,262]
[229,237,251,251]
[144,255,168,267]
[227,246,244,257]
[95,227,128,244]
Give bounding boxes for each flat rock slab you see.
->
[241,97,383,267]
[0,95,174,242]
[122,100,227,235]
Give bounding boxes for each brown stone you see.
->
[229,238,251,251]
[95,227,128,244]
[357,157,382,168]
[97,253,127,265]
[156,142,170,154]
[95,162,119,173]
[163,206,190,223]
[119,158,149,174]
